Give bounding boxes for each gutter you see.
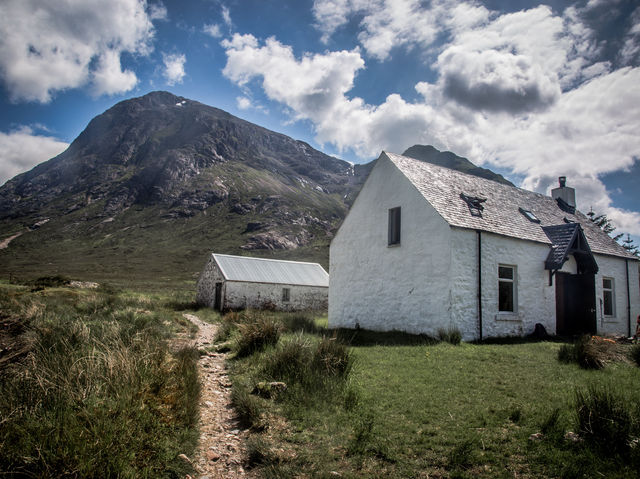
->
[477,230,483,342]
[626,259,631,337]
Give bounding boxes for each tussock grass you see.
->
[235,311,281,357]
[438,327,462,345]
[558,335,606,369]
[630,344,640,367]
[575,385,633,456]
[0,284,200,477]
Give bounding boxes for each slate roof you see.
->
[212,254,329,287]
[542,223,598,273]
[384,152,636,260]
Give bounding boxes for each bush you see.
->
[438,327,462,345]
[630,344,640,367]
[557,336,605,370]
[231,384,265,430]
[575,385,632,456]
[312,335,353,377]
[235,312,281,357]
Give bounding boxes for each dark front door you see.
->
[214,283,223,311]
[555,272,596,336]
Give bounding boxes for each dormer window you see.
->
[518,207,540,223]
[460,193,486,217]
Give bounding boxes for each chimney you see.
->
[551,176,575,208]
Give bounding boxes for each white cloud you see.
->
[223,4,640,234]
[222,6,232,27]
[204,23,222,38]
[236,96,252,110]
[0,127,69,185]
[162,53,186,85]
[92,49,138,96]
[148,2,167,20]
[0,0,158,103]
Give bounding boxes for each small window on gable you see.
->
[498,265,517,313]
[460,193,486,217]
[388,207,401,246]
[282,288,290,302]
[518,207,540,223]
[602,278,614,316]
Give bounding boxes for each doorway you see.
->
[214,282,223,311]
[555,272,596,336]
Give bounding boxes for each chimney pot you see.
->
[558,176,566,188]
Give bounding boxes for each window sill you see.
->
[495,312,521,322]
[387,243,401,248]
[602,316,617,322]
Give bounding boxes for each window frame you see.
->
[602,277,615,317]
[282,287,290,303]
[388,206,401,246]
[498,264,517,313]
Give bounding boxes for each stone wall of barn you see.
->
[196,256,226,309]
[224,282,328,311]
[329,154,453,335]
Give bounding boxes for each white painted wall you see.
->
[197,255,328,311]
[329,155,453,335]
[450,229,557,340]
[594,254,640,336]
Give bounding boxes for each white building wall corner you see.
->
[594,255,640,337]
[329,154,452,336]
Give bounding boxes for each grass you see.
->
[0,281,202,478]
[222,316,640,478]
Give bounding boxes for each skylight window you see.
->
[460,193,486,217]
[518,207,540,223]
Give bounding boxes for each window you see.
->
[498,265,517,312]
[282,288,290,302]
[518,207,540,223]
[388,207,401,245]
[460,193,486,217]
[603,277,614,316]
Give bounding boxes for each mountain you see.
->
[0,92,512,287]
[402,145,514,186]
[0,91,366,286]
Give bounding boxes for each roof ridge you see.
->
[212,253,323,267]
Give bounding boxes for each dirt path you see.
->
[0,232,23,250]
[182,313,249,479]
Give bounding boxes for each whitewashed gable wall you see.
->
[196,257,225,308]
[329,156,453,334]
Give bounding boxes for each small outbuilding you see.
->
[197,253,329,311]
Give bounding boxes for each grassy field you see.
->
[223,312,640,478]
[0,280,207,478]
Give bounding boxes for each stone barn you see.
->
[197,253,329,311]
[329,151,640,340]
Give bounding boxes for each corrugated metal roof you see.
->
[213,254,329,287]
[384,152,636,260]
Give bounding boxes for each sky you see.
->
[0,0,639,244]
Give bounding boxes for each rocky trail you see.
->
[181,313,249,479]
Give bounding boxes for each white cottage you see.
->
[329,152,640,340]
[197,253,329,311]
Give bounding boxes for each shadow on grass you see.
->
[331,328,438,347]
[471,335,571,345]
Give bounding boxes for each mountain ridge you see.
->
[0,91,512,287]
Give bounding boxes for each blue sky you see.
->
[0,0,639,244]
